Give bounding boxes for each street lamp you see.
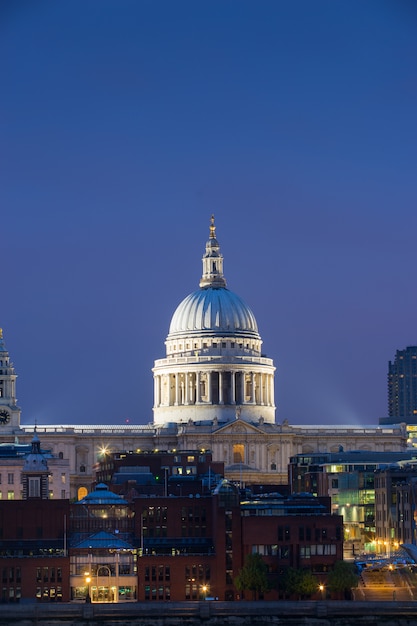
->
[318,584,325,600]
[201,584,208,600]
[84,573,91,603]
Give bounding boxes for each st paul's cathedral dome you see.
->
[152,216,276,425]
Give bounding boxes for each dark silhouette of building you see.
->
[388,346,417,420]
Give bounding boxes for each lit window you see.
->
[233,444,244,464]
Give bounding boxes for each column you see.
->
[196,371,201,403]
[251,372,256,404]
[230,371,236,405]
[219,371,224,404]
[185,373,190,405]
[268,373,272,405]
[259,373,264,405]
[268,374,272,405]
[207,371,212,404]
[167,374,172,406]
[239,372,244,404]
[175,374,180,406]
[154,375,160,407]
[180,375,184,405]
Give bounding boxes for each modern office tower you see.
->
[388,346,417,420]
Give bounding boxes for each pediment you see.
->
[213,419,265,436]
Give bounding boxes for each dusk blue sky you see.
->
[1,1,416,427]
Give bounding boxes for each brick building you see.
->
[0,499,70,602]
[240,493,343,597]
[0,479,343,603]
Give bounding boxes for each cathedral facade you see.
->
[0,219,407,499]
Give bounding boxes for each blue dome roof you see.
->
[168,286,259,339]
[77,483,127,505]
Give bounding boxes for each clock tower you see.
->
[0,328,21,432]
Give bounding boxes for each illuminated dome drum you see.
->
[152,216,275,425]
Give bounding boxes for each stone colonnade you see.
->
[154,370,275,408]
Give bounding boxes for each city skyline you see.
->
[1,1,416,427]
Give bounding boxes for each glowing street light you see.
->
[85,573,91,603]
[99,445,110,457]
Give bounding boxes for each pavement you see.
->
[353,566,417,602]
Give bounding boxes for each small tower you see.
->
[0,328,21,432]
[22,430,50,499]
[199,215,227,288]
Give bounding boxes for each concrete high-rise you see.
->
[388,346,417,420]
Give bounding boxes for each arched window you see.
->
[233,444,244,464]
[77,486,88,501]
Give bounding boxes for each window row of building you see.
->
[0,478,343,603]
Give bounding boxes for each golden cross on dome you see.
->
[209,214,216,239]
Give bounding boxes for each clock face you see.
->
[0,410,10,425]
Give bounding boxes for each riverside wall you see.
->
[1,601,417,626]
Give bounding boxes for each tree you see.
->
[234,553,269,600]
[327,560,359,599]
[281,567,318,599]
[298,569,318,597]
